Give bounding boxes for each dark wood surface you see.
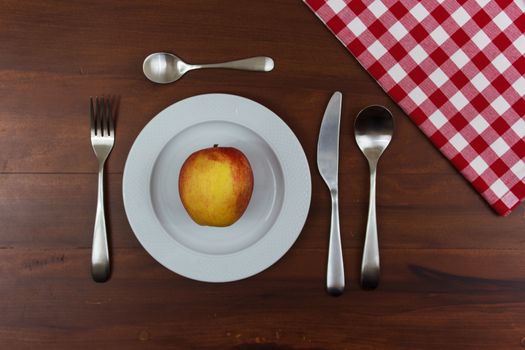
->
[1,1,524,349]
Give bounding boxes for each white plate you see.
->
[123,94,311,282]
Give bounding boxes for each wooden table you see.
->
[1,1,524,349]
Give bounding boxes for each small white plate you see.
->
[123,94,311,282]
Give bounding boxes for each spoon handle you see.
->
[192,57,274,72]
[327,190,344,296]
[361,165,380,289]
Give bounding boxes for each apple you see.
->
[178,145,254,227]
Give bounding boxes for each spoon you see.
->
[143,52,274,84]
[354,105,394,290]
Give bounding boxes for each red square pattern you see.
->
[304,0,525,216]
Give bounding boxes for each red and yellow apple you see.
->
[178,146,254,227]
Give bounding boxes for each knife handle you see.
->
[327,190,344,296]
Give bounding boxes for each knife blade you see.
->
[317,91,345,296]
[317,92,342,188]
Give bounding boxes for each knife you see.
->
[317,91,344,296]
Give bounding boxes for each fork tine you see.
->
[102,96,107,137]
[103,97,108,137]
[96,96,103,137]
[104,97,109,137]
[90,97,95,137]
[107,97,114,137]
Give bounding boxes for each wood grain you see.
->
[0,0,524,349]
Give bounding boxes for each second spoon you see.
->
[354,105,394,290]
[143,52,274,84]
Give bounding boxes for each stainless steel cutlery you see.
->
[317,92,345,296]
[355,105,394,290]
[143,52,274,84]
[317,93,394,293]
[90,97,115,283]
[89,88,393,291]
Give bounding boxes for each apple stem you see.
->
[213,144,218,148]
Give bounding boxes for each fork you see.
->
[90,97,114,282]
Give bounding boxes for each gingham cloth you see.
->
[304,0,525,216]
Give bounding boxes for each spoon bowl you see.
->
[143,52,189,84]
[354,105,394,161]
[354,105,394,290]
[143,52,274,84]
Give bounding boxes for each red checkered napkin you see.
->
[305,0,525,216]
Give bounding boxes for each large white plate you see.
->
[123,94,311,282]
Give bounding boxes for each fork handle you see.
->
[92,166,110,282]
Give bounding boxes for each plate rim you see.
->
[122,93,311,282]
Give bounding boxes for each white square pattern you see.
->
[471,155,489,175]
[327,0,346,13]
[368,41,387,59]
[492,53,511,73]
[451,49,469,69]
[409,44,428,64]
[493,12,512,31]
[410,3,429,22]
[429,110,448,128]
[470,115,490,133]
[409,86,427,105]
[491,95,511,115]
[472,30,490,50]
[451,7,470,26]
[471,72,491,92]
[430,26,448,45]
[450,133,469,152]
[368,1,388,18]
[490,179,509,197]
[429,67,448,87]
[389,22,408,40]
[490,137,509,157]
[512,119,525,138]
[512,76,525,95]
[388,63,407,83]
[347,17,366,36]
[450,91,469,111]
